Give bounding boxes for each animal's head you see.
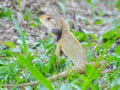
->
[39,14,55,31]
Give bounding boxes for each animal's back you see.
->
[54,17,87,70]
[59,31,87,69]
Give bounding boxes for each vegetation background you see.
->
[0,0,120,90]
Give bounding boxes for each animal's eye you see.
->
[47,16,51,20]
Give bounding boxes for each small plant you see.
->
[116,0,120,11]
[0,1,120,89]
[58,0,66,14]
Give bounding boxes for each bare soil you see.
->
[0,0,119,44]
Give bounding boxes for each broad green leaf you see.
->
[114,45,120,55]
[18,54,54,90]
[11,14,28,54]
[5,41,16,48]
[86,0,91,3]
[58,2,66,14]
[23,8,31,21]
[116,0,120,11]
[94,19,103,25]
[10,13,53,90]
[86,64,99,80]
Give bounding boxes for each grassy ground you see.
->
[0,0,120,90]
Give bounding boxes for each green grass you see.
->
[0,1,120,89]
[11,14,53,90]
[0,7,53,90]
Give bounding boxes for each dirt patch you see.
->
[0,0,119,43]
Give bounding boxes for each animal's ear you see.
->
[52,28,61,35]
